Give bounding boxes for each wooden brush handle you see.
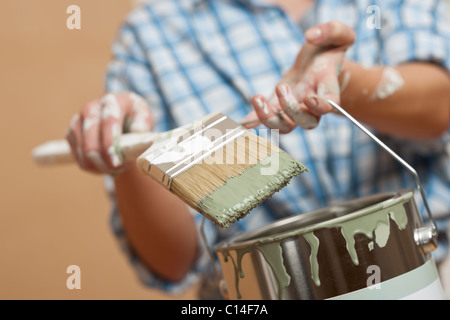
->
[33,113,228,166]
[32,132,160,166]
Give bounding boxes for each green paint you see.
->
[216,191,414,299]
[198,151,308,228]
[113,134,124,161]
[303,232,321,287]
[326,81,340,95]
[334,205,408,266]
[297,192,410,271]
[389,209,408,229]
[218,240,292,300]
[219,249,251,299]
[336,62,342,75]
[257,242,291,300]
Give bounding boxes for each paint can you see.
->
[214,190,446,299]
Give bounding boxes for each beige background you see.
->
[0,0,449,300]
[0,0,197,299]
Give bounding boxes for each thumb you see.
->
[305,21,356,48]
[240,111,261,129]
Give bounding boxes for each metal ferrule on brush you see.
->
[145,113,247,189]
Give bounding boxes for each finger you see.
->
[251,95,294,133]
[66,113,87,169]
[80,100,109,173]
[99,93,125,170]
[304,74,340,116]
[266,94,297,133]
[115,92,153,133]
[312,96,336,116]
[305,21,356,48]
[252,94,273,120]
[240,111,261,129]
[127,92,154,133]
[276,83,319,130]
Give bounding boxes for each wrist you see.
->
[339,60,385,110]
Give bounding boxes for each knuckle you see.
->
[101,94,122,120]
[69,114,80,129]
[81,99,100,116]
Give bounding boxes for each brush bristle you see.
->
[170,131,308,228]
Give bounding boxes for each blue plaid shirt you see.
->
[105,0,450,294]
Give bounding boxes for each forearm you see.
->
[341,61,450,140]
[113,164,198,282]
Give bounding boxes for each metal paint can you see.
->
[214,190,446,300]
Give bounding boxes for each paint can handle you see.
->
[327,100,438,252]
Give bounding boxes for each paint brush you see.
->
[32,113,308,227]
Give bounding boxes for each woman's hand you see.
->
[245,21,356,133]
[65,92,154,174]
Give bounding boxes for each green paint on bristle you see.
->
[197,151,308,228]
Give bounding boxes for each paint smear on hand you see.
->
[279,84,319,130]
[101,94,121,119]
[129,93,153,133]
[371,67,404,100]
[107,123,123,167]
[86,150,108,171]
[255,96,270,115]
[82,103,101,132]
[265,116,292,132]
